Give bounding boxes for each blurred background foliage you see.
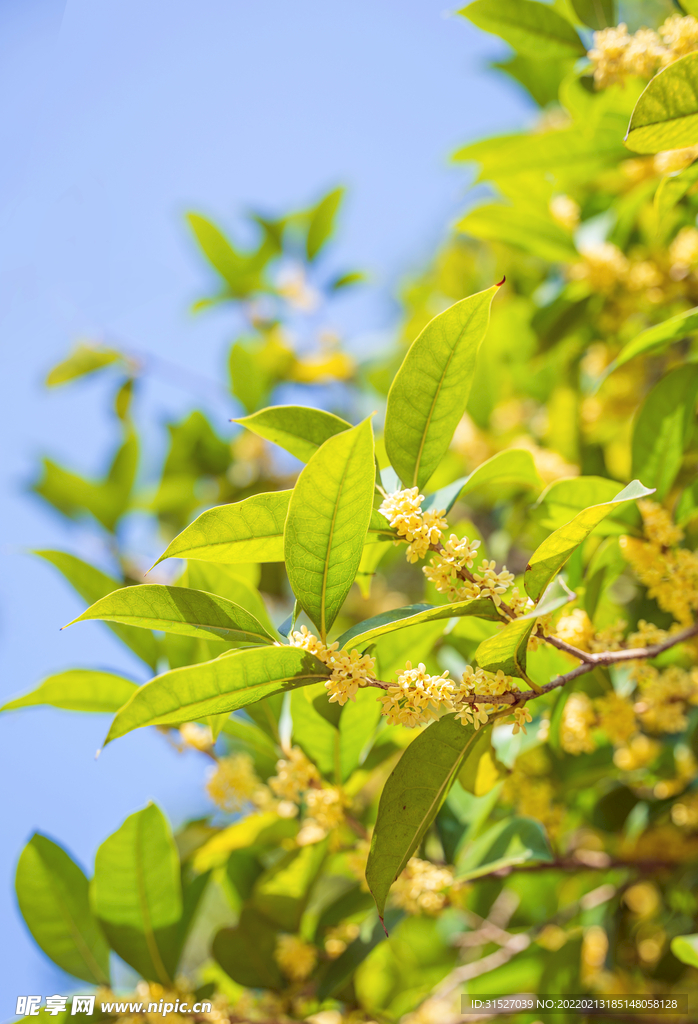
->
[9,0,698,1020]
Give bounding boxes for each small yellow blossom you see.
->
[274,934,317,981]
[288,625,376,705]
[179,721,213,751]
[570,242,629,292]
[560,692,597,755]
[423,533,481,601]
[473,559,515,606]
[549,194,580,231]
[391,857,458,915]
[555,608,595,652]
[595,691,636,744]
[512,705,533,735]
[206,753,267,813]
[379,487,447,561]
[614,732,661,771]
[304,786,345,832]
[590,619,626,654]
[324,922,360,958]
[269,746,320,802]
[660,14,698,60]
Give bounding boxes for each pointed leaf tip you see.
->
[496,275,506,287]
[379,915,389,938]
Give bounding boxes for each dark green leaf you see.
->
[285,418,375,638]
[366,714,484,916]
[338,598,502,650]
[455,815,553,880]
[16,834,110,984]
[212,908,283,989]
[385,286,499,488]
[251,842,326,931]
[317,908,404,999]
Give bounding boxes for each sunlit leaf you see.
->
[1,670,138,714]
[16,834,110,984]
[45,343,122,386]
[460,0,584,59]
[602,306,698,379]
[235,405,351,462]
[625,52,698,154]
[183,561,276,635]
[423,448,542,513]
[654,161,698,221]
[192,813,297,874]
[105,646,330,743]
[671,933,698,969]
[155,491,292,566]
[66,584,276,645]
[385,286,500,488]
[92,803,182,984]
[36,550,159,669]
[366,714,483,917]
[285,418,375,638]
[631,364,698,499]
[474,615,536,680]
[457,203,578,263]
[306,187,344,260]
[524,480,655,601]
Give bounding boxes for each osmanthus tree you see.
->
[9,2,698,1022]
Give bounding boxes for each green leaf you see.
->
[532,476,637,533]
[66,584,275,645]
[631,364,698,499]
[654,161,698,222]
[306,187,344,261]
[155,491,292,566]
[385,286,499,489]
[192,813,297,874]
[1,670,138,714]
[676,479,698,525]
[569,0,614,30]
[105,646,330,743]
[340,687,382,780]
[457,204,578,263]
[235,405,351,462]
[91,803,182,984]
[493,54,572,108]
[16,834,110,984]
[252,842,326,931]
[285,418,375,638]
[625,52,698,154]
[187,213,271,297]
[603,307,698,379]
[460,0,584,59]
[366,714,484,917]
[46,343,121,386]
[338,598,502,650]
[212,908,283,989]
[524,480,655,602]
[183,561,276,636]
[317,908,404,999]
[36,550,159,669]
[424,449,542,514]
[455,815,553,880]
[671,933,698,969]
[474,616,536,680]
[34,430,138,533]
[291,684,339,781]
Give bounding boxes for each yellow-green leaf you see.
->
[337,598,502,650]
[45,343,121,386]
[105,646,330,744]
[625,52,698,154]
[285,418,375,638]
[235,405,351,462]
[460,0,584,59]
[1,670,138,714]
[65,584,276,645]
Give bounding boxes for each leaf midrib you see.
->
[44,862,109,985]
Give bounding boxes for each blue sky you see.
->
[0,0,531,1005]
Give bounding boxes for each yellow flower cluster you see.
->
[473,559,515,605]
[502,746,565,837]
[298,786,347,845]
[570,242,629,293]
[635,664,698,733]
[274,934,317,981]
[324,921,360,958]
[560,692,597,755]
[614,732,660,771]
[595,691,637,744]
[555,608,596,651]
[179,721,214,751]
[289,625,377,705]
[269,746,320,801]
[588,16,698,88]
[672,791,698,830]
[670,226,698,279]
[621,502,698,626]
[379,487,448,562]
[391,857,458,915]
[423,533,481,599]
[206,753,271,813]
[380,661,458,728]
